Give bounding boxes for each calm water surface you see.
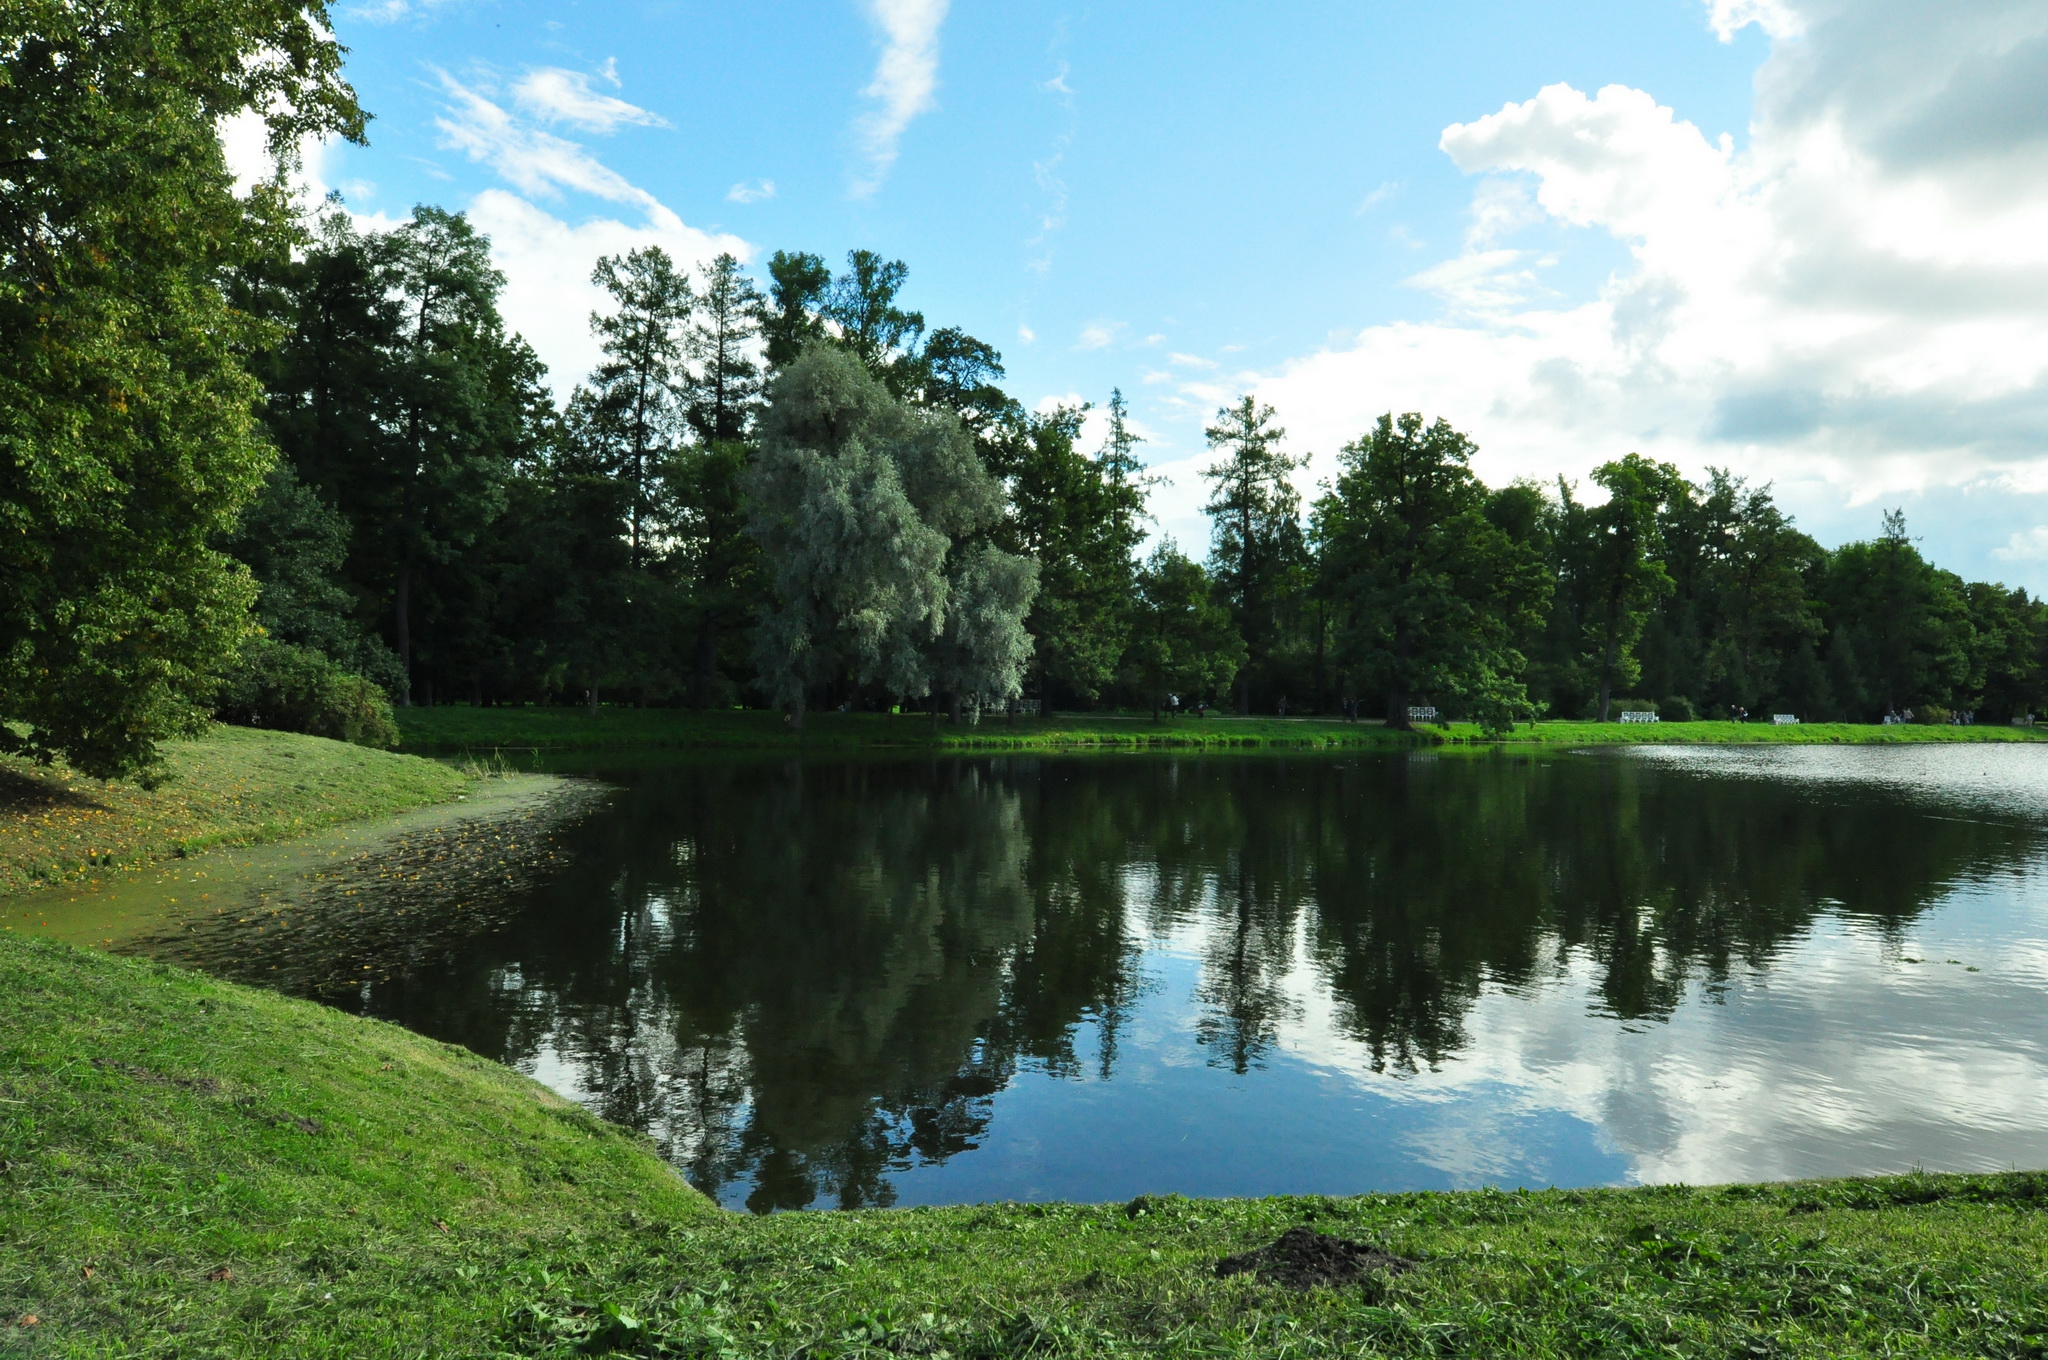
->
[105,746,2048,1208]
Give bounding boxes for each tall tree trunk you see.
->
[692,616,719,710]
[587,681,599,716]
[1597,583,1624,721]
[787,692,804,732]
[394,559,412,707]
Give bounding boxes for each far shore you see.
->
[393,704,2048,755]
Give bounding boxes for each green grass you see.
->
[394,705,2048,756]
[0,727,470,896]
[1442,718,2048,746]
[394,707,1419,754]
[10,931,2048,1358]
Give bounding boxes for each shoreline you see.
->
[6,929,2046,1357]
[0,727,473,898]
[394,706,2048,755]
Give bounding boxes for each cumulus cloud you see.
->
[1238,0,2048,577]
[1994,527,2048,562]
[851,0,950,197]
[467,191,746,400]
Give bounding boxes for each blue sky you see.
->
[273,0,2048,587]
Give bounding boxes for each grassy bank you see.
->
[9,932,2048,1359]
[394,707,1416,754]
[394,705,2048,756]
[1442,718,2048,746]
[0,727,469,896]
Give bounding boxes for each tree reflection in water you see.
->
[334,751,2042,1210]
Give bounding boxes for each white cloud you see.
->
[726,179,777,204]
[1355,181,1400,214]
[419,71,747,397]
[470,191,747,399]
[1995,527,2048,562]
[1167,352,1216,370]
[1077,321,1121,351]
[433,70,672,219]
[513,67,667,134]
[1017,324,1036,344]
[851,0,950,197]
[1236,1,2048,570]
[341,0,460,23]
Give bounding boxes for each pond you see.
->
[36,744,2048,1211]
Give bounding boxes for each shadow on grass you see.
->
[0,762,108,816]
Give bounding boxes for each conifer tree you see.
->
[1201,397,1307,712]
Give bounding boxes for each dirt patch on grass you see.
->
[1216,1226,1417,1290]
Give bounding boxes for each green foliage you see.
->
[758,249,832,368]
[1317,412,1549,732]
[747,345,1035,715]
[222,462,405,692]
[214,637,401,748]
[686,251,764,443]
[585,245,693,569]
[991,404,1150,702]
[0,0,361,779]
[1125,545,1247,715]
[1202,397,1310,711]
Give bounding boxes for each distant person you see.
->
[1277,695,1288,717]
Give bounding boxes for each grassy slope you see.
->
[0,727,469,895]
[9,935,2048,1358]
[0,933,709,1358]
[394,706,2048,755]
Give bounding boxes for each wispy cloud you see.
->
[433,69,673,224]
[726,179,777,204]
[1077,321,1122,351]
[1017,324,1037,344]
[341,0,461,24]
[850,0,950,197]
[1355,181,1400,214]
[513,65,667,134]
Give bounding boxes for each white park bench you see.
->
[1772,714,1799,725]
[1618,710,1659,723]
[1406,706,1439,723]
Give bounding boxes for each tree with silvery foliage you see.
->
[746,345,1037,727]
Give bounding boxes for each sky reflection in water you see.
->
[329,746,2048,1211]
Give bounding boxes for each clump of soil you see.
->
[1216,1226,1417,1291]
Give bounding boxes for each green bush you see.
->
[1659,695,1698,722]
[1916,704,1953,726]
[214,638,400,748]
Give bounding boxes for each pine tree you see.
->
[686,252,763,444]
[586,246,693,570]
[1201,397,1307,712]
[759,250,830,369]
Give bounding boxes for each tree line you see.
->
[8,0,2047,779]
[226,207,2048,738]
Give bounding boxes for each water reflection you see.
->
[301,748,2048,1209]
